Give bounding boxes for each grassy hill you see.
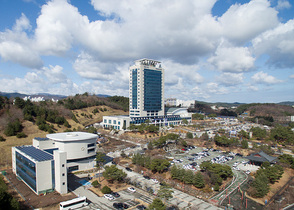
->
[0,94,128,169]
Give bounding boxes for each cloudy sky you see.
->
[0,0,293,103]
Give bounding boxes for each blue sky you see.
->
[0,0,293,103]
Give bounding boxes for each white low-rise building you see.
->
[12,132,98,195]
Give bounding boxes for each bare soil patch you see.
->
[4,169,76,210]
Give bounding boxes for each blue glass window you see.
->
[143,69,162,111]
[132,69,138,109]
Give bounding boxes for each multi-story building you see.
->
[102,59,192,130]
[12,132,97,195]
[129,59,165,117]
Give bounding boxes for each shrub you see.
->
[101,186,112,194]
[91,180,101,188]
[0,135,5,142]
[16,132,27,138]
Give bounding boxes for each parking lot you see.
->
[168,146,259,173]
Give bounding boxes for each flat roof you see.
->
[34,137,49,141]
[104,115,129,119]
[16,145,53,162]
[46,132,97,142]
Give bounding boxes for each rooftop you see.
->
[16,145,53,162]
[245,151,277,163]
[46,132,97,142]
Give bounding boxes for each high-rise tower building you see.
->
[129,59,164,117]
[101,58,191,130]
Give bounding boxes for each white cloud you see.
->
[217,73,244,86]
[13,13,31,32]
[208,44,255,72]
[251,71,283,84]
[206,82,229,95]
[253,19,294,68]
[0,14,43,68]
[289,74,294,79]
[247,85,259,91]
[73,52,120,81]
[218,0,279,44]
[276,0,291,10]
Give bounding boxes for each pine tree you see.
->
[193,172,205,188]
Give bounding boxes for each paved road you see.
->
[211,170,248,205]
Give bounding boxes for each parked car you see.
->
[136,204,147,209]
[104,194,114,200]
[126,167,132,172]
[123,203,129,209]
[143,175,150,180]
[128,187,136,193]
[151,179,158,183]
[111,191,120,198]
[113,202,123,209]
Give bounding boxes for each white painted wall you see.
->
[36,160,53,194]
[54,150,67,194]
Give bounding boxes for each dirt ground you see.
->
[4,169,76,209]
[89,177,130,197]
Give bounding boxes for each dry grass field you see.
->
[0,105,127,170]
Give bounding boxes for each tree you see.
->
[91,180,101,188]
[102,165,127,183]
[182,119,188,125]
[147,124,159,133]
[101,185,112,194]
[192,113,204,120]
[14,97,25,109]
[157,183,173,201]
[250,127,267,140]
[149,159,170,173]
[279,154,294,169]
[0,136,6,142]
[250,172,269,197]
[193,172,205,188]
[186,132,193,139]
[239,130,249,139]
[148,198,166,210]
[183,170,194,184]
[241,139,248,149]
[147,141,154,150]
[4,119,23,136]
[96,152,106,181]
[0,175,20,210]
[270,125,294,144]
[96,152,106,168]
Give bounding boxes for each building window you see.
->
[118,121,121,125]
[113,120,116,124]
[109,120,111,124]
[62,173,65,176]
[63,182,65,185]
[62,164,65,167]
[87,143,95,148]
[88,148,95,153]
[104,119,107,123]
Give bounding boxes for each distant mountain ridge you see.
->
[0,92,293,105]
[0,92,110,100]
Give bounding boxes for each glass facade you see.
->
[143,69,162,111]
[132,69,138,109]
[15,151,37,192]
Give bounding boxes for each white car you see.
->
[151,179,159,183]
[104,194,114,200]
[245,170,251,174]
[128,187,136,193]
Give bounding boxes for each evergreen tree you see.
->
[193,172,205,188]
[183,170,194,184]
[149,198,166,210]
[157,183,173,201]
